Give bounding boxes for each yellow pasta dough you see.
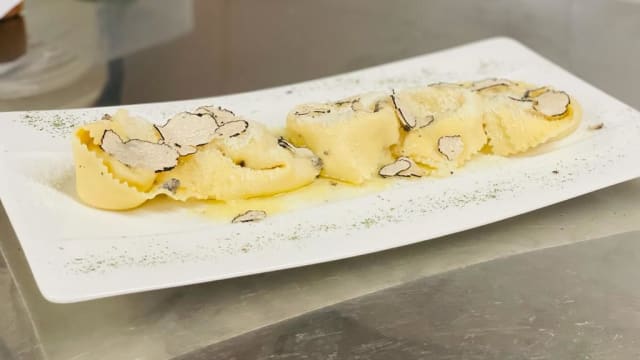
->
[483,94,581,155]
[156,121,322,200]
[464,79,581,156]
[78,110,161,191]
[393,84,486,174]
[286,92,401,184]
[72,129,152,210]
[72,110,165,209]
[72,109,321,210]
[71,79,582,214]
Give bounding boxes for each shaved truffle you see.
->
[293,104,332,117]
[277,137,323,169]
[334,98,357,106]
[429,82,463,89]
[350,100,363,112]
[470,78,513,92]
[532,90,570,117]
[397,157,426,177]
[100,130,179,172]
[437,135,464,161]
[391,93,435,131]
[379,157,425,178]
[276,137,293,150]
[336,93,391,113]
[378,157,423,178]
[214,120,249,138]
[193,106,216,115]
[379,158,411,177]
[276,137,312,157]
[335,96,361,111]
[232,210,267,223]
[155,112,218,154]
[161,178,180,194]
[523,87,549,99]
[378,156,425,177]
[194,106,237,126]
[508,96,534,103]
[588,122,604,130]
[172,144,197,156]
[156,108,249,151]
[511,88,570,117]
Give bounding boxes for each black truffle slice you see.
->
[277,137,323,169]
[532,90,570,118]
[232,210,267,223]
[522,87,549,100]
[508,96,535,103]
[214,120,249,138]
[194,106,237,126]
[391,92,435,131]
[428,82,464,89]
[588,122,604,130]
[470,78,513,92]
[335,96,359,106]
[379,157,425,178]
[335,96,363,111]
[100,130,179,172]
[397,157,426,177]
[437,135,464,161]
[293,104,332,117]
[335,93,391,113]
[155,112,218,155]
[277,137,313,157]
[173,144,198,156]
[161,178,180,194]
[379,158,411,177]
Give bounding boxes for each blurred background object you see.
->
[1,0,639,113]
[0,0,105,110]
[0,0,194,111]
[93,0,194,106]
[0,15,25,63]
[0,0,23,20]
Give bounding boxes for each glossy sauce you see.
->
[194,178,389,221]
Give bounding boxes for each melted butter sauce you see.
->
[192,177,389,222]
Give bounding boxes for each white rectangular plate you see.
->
[1,37,639,303]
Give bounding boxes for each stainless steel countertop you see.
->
[1,0,639,359]
[177,231,640,359]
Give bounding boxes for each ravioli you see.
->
[464,79,581,156]
[155,121,323,201]
[73,128,153,210]
[393,84,486,175]
[72,109,321,210]
[286,92,401,184]
[72,79,582,214]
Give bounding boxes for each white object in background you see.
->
[0,0,100,101]
[0,0,194,105]
[0,0,21,18]
[0,37,639,303]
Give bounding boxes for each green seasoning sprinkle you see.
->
[17,112,85,138]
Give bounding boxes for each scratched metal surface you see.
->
[177,232,640,360]
[2,179,640,360]
[0,247,42,360]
